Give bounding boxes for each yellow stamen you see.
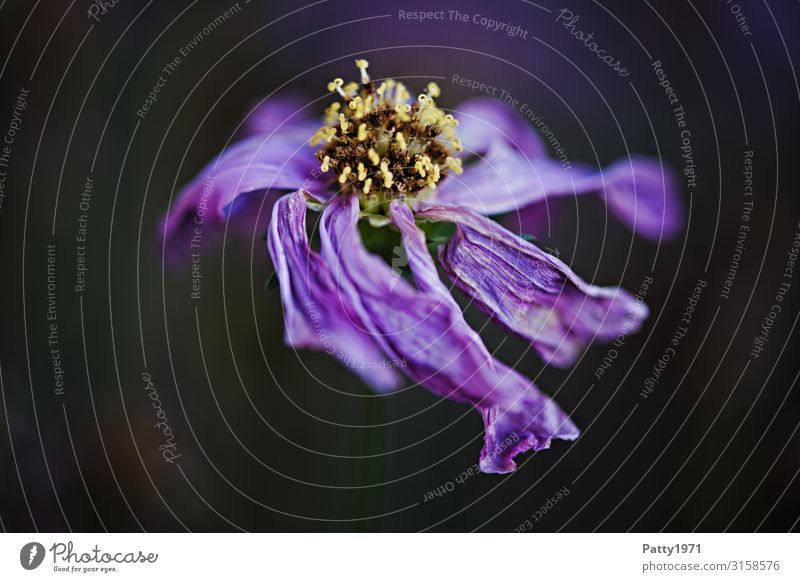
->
[309,126,337,146]
[414,154,434,178]
[395,132,407,151]
[445,156,463,174]
[395,83,410,102]
[395,103,411,121]
[355,58,370,84]
[327,77,346,98]
[380,161,393,188]
[367,148,380,166]
[314,62,463,200]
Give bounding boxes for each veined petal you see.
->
[437,99,682,241]
[267,191,402,392]
[160,124,323,265]
[320,196,578,473]
[415,204,648,368]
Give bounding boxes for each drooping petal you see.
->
[267,191,402,392]
[437,98,682,240]
[160,122,325,265]
[414,204,648,368]
[320,195,578,473]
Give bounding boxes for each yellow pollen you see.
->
[323,102,341,123]
[308,126,336,146]
[414,154,434,178]
[380,161,393,188]
[367,148,380,166]
[395,83,410,102]
[445,156,463,174]
[314,61,463,201]
[343,81,358,93]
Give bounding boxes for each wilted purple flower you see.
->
[161,60,681,473]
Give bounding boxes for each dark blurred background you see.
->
[0,0,798,532]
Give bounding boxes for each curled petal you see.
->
[415,204,648,368]
[267,191,402,392]
[437,99,682,240]
[320,196,578,472]
[160,124,323,265]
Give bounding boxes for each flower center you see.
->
[310,59,463,206]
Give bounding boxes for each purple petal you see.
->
[601,155,683,240]
[240,93,320,140]
[267,191,402,392]
[435,136,601,214]
[320,196,578,473]
[160,130,323,265]
[437,98,682,240]
[502,198,565,239]
[414,204,648,368]
[455,97,548,159]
